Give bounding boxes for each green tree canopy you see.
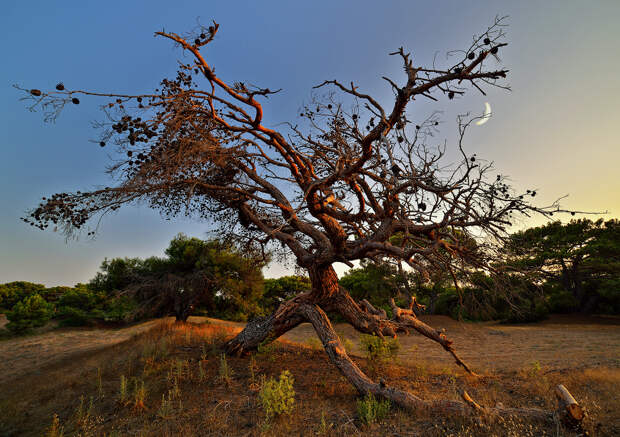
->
[261,276,311,313]
[506,219,620,313]
[97,234,267,321]
[0,281,46,311]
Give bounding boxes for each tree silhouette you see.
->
[18,16,570,416]
[506,219,620,314]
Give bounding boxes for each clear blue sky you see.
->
[1,1,619,286]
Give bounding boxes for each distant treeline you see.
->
[1,219,618,334]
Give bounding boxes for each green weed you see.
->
[219,353,232,386]
[258,370,295,420]
[356,392,390,426]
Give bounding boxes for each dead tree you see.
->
[18,17,576,418]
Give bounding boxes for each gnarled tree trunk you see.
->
[224,263,573,422]
[226,264,341,355]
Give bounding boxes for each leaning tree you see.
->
[18,17,575,416]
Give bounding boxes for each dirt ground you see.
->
[0,317,162,385]
[1,314,618,386]
[284,314,620,373]
[1,315,619,436]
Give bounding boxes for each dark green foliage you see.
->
[359,334,400,363]
[261,275,311,313]
[88,257,146,293]
[56,286,105,326]
[5,293,53,333]
[339,261,411,318]
[0,281,46,311]
[96,234,267,322]
[164,234,266,321]
[102,296,138,323]
[506,219,620,314]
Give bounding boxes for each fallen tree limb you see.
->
[555,384,585,423]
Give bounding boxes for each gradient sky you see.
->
[1,1,619,286]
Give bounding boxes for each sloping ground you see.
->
[0,319,618,436]
[0,318,164,385]
[0,315,618,386]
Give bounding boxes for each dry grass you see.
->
[0,316,618,436]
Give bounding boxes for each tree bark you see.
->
[555,384,585,423]
[226,262,478,376]
[298,302,551,420]
[225,265,341,355]
[325,288,478,375]
[222,264,568,422]
[225,293,308,355]
[307,265,341,300]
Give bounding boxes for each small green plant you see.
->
[219,354,232,385]
[529,360,542,376]
[356,392,390,426]
[5,293,53,333]
[258,370,295,420]
[74,395,95,433]
[118,375,128,404]
[46,414,64,437]
[170,376,181,398]
[174,358,191,381]
[342,338,354,353]
[359,334,400,369]
[249,354,258,384]
[198,360,206,382]
[305,337,322,350]
[157,392,175,420]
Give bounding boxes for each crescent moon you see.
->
[476,102,492,126]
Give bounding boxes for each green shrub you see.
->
[102,296,137,323]
[258,370,295,420]
[56,286,134,326]
[57,306,92,327]
[55,287,104,326]
[0,281,46,311]
[359,334,400,364]
[5,293,53,333]
[356,392,390,425]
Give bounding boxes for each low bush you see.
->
[5,293,53,333]
[359,334,400,364]
[356,392,390,425]
[0,281,46,312]
[258,370,295,420]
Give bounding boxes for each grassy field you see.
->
[0,315,618,436]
